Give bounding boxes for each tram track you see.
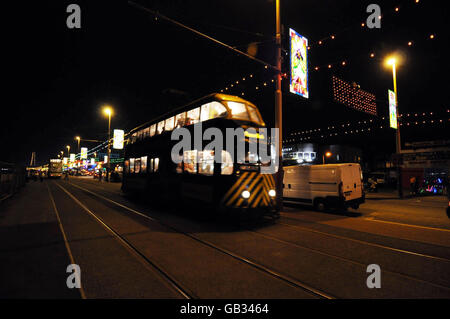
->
[53,182,194,299]
[60,180,334,299]
[244,227,450,291]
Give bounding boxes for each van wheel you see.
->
[314,199,327,212]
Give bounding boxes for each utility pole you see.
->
[392,62,403,198]
[275,0,284,211]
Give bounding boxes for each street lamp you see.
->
[66,145,70,158]
[323,151,332,164]
[75,136,81,154]
[385,55,403,198]
[103,106,113,181]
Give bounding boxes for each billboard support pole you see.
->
[392,63,403,199]
[275,0,284,211]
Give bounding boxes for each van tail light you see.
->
[339,182,344,197]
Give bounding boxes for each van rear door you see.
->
[340,164,363,201]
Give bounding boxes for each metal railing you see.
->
[0,161,26,201]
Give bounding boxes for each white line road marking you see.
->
[363,218,450,233]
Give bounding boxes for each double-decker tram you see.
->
[122,93,279,219]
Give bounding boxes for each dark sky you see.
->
[2,0,449,165]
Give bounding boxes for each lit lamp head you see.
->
[325,152,332,158]
[75,136,80,141]
[384,54,403,69]
[103,106,113,117]
[66,145,70,151]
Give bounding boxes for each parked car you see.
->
[283,163,365,211]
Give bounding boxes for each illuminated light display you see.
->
[388,89,398,129]
[113,129,124,150]
[332,76,377,115]
[70,153,75,162]
[90,158,95,165]
[104,155,108,163]
[289,28,309,98]
[81,147,88,159]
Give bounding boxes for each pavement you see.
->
[1,176,449,299]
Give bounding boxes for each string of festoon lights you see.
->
[283,110,449,143]
[309,0,424,50]
[218,1,435,93]
[218,65,289,96]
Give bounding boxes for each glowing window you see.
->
[221,150,233,175]
[154,158,159,172]
[200,102,227,122]
[134,158,141,173]
[165,116,175,131]
[175,112,186,128]
[141,156,147,173]
[247,106,262,125]
[150,158,154,172]
[157,121,165,135]
[228,102,250,121]
[198,150,214,176]
[183,150,197,174]
[130,158,135,173]
[150,124,156,137]
[186,108,200,125]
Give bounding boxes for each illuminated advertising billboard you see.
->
[388,90,398,129]
[90,158,95,165]
[104,155,108,163]
[63,157,68,165]
[113,129,124,150]
[81,147,88,159]
[289,28,308,98]
[70,153,75,162]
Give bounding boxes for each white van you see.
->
[283,164,365,211]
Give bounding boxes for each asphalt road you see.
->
[1,176,449,298]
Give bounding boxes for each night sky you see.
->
[2,0,449,165]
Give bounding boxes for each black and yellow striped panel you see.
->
[222,173,275,208]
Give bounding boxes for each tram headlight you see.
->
[268,189,276,198]
[241,190,251,199]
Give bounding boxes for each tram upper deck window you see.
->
[200,102,227,122]
[157,120,165,135]
[175,112,186,128]
[186,107,200,125]
[247,106,263,125]
[165,116,175,131]
[227,102,249,121]
[143,127,150,139]
[150,124,156,137]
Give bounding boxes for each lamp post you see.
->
[103,106,113,182]
[75,136,81,154]
[386,56,403,198]
[66,145,70,158]
[274,0,284,211]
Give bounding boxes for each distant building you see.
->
[282,143,362,166]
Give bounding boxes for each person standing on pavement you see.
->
[409,176,416,196]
